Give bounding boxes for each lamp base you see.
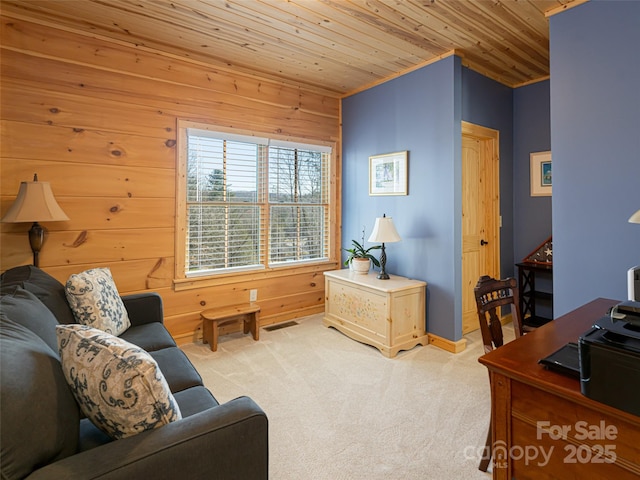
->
[28,221,45,268]
[377,243,390,280]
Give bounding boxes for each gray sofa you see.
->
[0,266,268,480]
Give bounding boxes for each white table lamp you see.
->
[368,214,401,279]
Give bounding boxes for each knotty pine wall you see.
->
[0,16,341,343]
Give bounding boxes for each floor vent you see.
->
[264,321,299,332]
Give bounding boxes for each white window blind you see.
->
[185,128,331,276]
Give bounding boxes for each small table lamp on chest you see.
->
[367,214,401,280]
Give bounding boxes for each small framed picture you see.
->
[369,151,408,196]
[530,151,552,197]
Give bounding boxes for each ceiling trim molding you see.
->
[546,0,590,17]
[342,50,458,99]
[513,75,552,89]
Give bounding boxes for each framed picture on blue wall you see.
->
[369,151,408,196]
[530,151,552,197]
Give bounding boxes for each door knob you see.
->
[480,239,489,246]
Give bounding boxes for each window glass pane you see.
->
[187,136,259,203]
[188,204,261,271]
[225,141,259,203]
[270,205,327,264]
[187,136,224,202]
[269,147,324,204]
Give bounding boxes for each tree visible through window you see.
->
[269,145,325,264]
[183,128,331,276]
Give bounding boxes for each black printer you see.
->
[579,301,640,416]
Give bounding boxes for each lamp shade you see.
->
[629,209,640,224]
[368,215,401,243]
[1,178,69,223]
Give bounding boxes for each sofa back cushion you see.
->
[0,265,76,325]
[0,317,80,480]
[0,286,60,351]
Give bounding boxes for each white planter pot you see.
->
[350,258,371,274]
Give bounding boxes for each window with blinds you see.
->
[183,127,331,277]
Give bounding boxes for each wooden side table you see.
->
[516,262,553,327]
[200,303,260,352]
[323,270,427,357]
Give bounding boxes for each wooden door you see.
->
[461,122,500,334]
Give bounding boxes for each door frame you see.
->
[461,121,501,334]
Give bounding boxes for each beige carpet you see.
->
[181,314,512,479]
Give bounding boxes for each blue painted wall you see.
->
[342,56,460,340]
[342,57,517,342]
[461,68,515,278]
[513,80,552,263]
[550,1,640,316]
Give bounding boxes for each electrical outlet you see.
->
[250,289,258,302]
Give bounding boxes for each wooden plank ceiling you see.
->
[1,0,582,95]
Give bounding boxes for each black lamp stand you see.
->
[28,221,45,268]
[377,242,390,280]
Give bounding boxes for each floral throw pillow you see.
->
[56,324,182,439]
[65,268,130,335]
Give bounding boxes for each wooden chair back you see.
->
[474,275,526,472]
[474,275,524,354]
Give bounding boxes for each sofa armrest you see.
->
[26,396,268,480]
[121,293,164,327]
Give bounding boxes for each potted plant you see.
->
[343,229,381,274]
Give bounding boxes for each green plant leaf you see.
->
[342,238,382,266]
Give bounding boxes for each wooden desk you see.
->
[479,298,640,479]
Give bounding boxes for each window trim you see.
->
[174,120,339,290]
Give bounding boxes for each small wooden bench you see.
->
[200,303,260,352]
